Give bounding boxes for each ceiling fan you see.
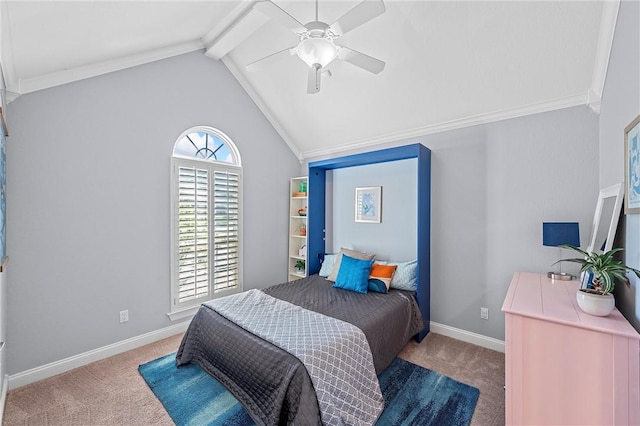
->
[247,0,386,94]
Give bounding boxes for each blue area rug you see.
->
[139,353,479,426]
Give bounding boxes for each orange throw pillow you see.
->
[368,263,397,293]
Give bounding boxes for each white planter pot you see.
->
[576,290,615,316]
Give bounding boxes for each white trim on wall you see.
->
[588,0,621,114]
[430,321,505,353]
[302,93,588,160]
[5,316,503,393]
[7,322,190,390]
[221,56,303,162]
[0,374,7,424]
[6,40,204,96]
[223,58,586,164]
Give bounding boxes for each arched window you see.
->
[173,126,241,164]
[169,127,242,319]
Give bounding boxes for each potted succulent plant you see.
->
[294,259,306,274]
[557,245,640,316]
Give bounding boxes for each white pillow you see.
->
[327,248,375,282]
[387,259,418,291]
[319,254,337,277]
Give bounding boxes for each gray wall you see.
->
[600,0,640,329]
[4,13,621,373]
[328,159,418,261]
[307,105,599,340]
[5,51,301,374]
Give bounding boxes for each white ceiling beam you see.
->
[203,0,268,61]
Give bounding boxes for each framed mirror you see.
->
[586,182,624,254]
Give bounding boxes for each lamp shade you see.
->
[542,222,580,247]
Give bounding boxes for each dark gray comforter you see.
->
[176,274,424,425]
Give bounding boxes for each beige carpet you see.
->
[399,333,505,425]
[3,332,505,425]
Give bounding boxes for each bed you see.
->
[176,272,424,425]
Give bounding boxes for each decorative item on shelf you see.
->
[297,207,307,216]
[298,180,307,194]
[292,192,306,197]
[298,244,306,258]
[294,259,306,274]
[542,222,580,280]
[557,244,640,316]
[297,223,307,236]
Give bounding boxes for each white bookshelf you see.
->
[288,177,308,281]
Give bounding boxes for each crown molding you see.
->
[589,0,620,115]
[221,55,303,161]
[301,93,590,160]
[221,48,590,163]
[0,0,17,102]
[587,89,602,114]
[8,40,204,96]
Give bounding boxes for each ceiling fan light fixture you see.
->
[296,36,338,68]
[248,0,386,93]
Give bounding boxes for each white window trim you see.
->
[173,126,242,166]
[168,128,243,320]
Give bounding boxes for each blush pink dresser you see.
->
[502,272,640,425]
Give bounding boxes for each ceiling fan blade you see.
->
[254,1,308,34]
[307,65,322,94]
[246,46,296,72]
[337,46,385,74]
[329,0,385,36]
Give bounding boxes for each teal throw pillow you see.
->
[368,279,388,293]
[333,254,374,294]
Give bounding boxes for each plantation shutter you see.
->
[172,157,242,312]
[212,170,240,292]
[170,127,242,318]
[177,165,210,303]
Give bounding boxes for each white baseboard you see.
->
[0,374,7,424]
[8,321,190,390]
[6,319,503,391]
[430,321,505,353]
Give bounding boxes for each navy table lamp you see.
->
[543,222,580,281]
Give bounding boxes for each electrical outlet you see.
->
[119,310,129,323]
[480,307,489,320]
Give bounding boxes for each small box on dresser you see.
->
[502,272,640,425]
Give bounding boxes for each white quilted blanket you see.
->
[205,289,384,426]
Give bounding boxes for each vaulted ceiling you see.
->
[0,1,617,159]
